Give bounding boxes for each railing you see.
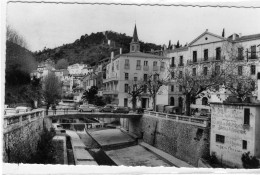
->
[153,66,159,71]
[136,65,142,70]
[143,65,149,71]
[178,63,184,67]
[170,64,176,68]
[124,65,130,69]
[187,56,225,65]
[143,110,210,127]
[4,109,46,132]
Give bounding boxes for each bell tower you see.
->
[130,24,140,52]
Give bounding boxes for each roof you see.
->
[234,33,260,42]
[113,52,169,60]
[188,30,225,46]
[132,24,139,42]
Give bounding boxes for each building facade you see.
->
[103,25,170,108]
[166,30,260,113]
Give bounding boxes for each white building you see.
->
[103,25,170,108]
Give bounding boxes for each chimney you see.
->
[232,33,236,40]
[111,52,114,62]
[120,48,122,54]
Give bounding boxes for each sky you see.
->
[6,1,260,52]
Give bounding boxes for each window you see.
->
[116,61,119,70]
[124,84,129,93]
[170,97,175,106]
[216,47,221,60]
[216,134,225,143]
[215,65,220,75]
[179,85,182,92]
[144,61,148,66]
[161,62,165,68]
[238,66,243,76]
[134,77,137,81]
[171,72,175,79]
[180,56,184,66]
[131,46,135,52]
[153,61,157,66]
[125,59,129,69]
[251,81,255,91]
[171,85,174,92]
[125,73,129,80]
[244,108,250,125]
[124,98,128,107]
[192,68,196,76]
[251,45,256,58]
[154,74,159,81]
[179,71,183,78]
[144,74,147,81]
[136,60,141,70]
[238,47,243,59]
[242,140,247,150]
[203,67,208,76]
[251,65,256,75]
[171,57,175,67]
[112,63,114,71]
[143,84,147,93]
[204,49,208,60]
[193,51,197,62]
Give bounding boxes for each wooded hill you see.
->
[34,31,162,66]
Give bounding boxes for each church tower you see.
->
[130,24,140,52]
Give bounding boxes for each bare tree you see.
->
[6,25,28,49]
[146,73,168,111]
[127,79,144,111]
[43,72,62,113]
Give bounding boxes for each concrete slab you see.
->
[139,142,194,168]
[89,129,135,148]
[75,147,94,160]
[106,145,171,167]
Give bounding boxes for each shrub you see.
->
[241,152,259,169]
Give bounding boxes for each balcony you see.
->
[124,64,130,69]
[248,55,258,60]
[143,65,149,71]
[153,66,159,71]
[103,77,119,83]
[160,67,165,71]
[103,90,119,95]
[178,63,184,67]
[236,56,245,61]
[187,57,225,65]
[136,65,142,70]
[170,64,176,68]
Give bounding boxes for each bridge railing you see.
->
[143,110,210,127]
[4,109,46,133]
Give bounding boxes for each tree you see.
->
[146,73,168,111]
[170,65,222,116]
[55,58,69,69]
[43,72,62,112]
[82,86,98,104]
[6,25,28,49]
[241,152,259,168]
[127,79,144,111]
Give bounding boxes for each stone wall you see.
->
[3,113,47,163]
[121,114,210,167]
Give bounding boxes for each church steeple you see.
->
[130,24,140,52]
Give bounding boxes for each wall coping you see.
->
[210,102,260,107]
[144,110,210,128]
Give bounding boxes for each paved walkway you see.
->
[66,130,98,165]
[106,145,171,167]
[139,142,194,168]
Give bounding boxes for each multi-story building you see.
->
[68,63,90,75]
[103,25,170,108]
[166,29,260,113]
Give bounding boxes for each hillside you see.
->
[34,31,162,66]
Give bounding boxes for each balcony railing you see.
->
[124,65,130,69]
[178,63,184,67]
[170,64,176,68]
[143,65,149,71]
[187,56,225,65]
[248,55,258,60]
[103,90,119,95]
[136,65,141,70]
[153,66,159,71]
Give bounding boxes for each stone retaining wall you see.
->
[120,114,210,167]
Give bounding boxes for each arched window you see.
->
[170,97,175,106]
[202,97,208,106]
